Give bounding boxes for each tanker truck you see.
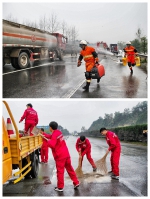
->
[3,19,67,69]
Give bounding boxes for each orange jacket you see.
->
[123,45,137,56]
[78,46,99,72]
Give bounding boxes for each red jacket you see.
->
[106,131,121,151]
[42,132,51,148]
[47,129,70,160]
[20,107,38,125]
[76,138,91,156]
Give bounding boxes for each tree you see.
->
[131,39,141,52]
[4,13,19,23]
[81,126,87,132]
[23,20,38,28]
[140,37,147,54]
[65,26,72,42]
[117,41,126,50]
[61,20,67,35]
[70,26,78,43]
[47,12,60,33]
[136,28,142,41]
[39,15,47,31]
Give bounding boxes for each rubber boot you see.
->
[82,82,90,90]
[130,67,133,74]
[97,78,100,83]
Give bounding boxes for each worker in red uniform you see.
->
[123,41,138,74]
[47,121,80,192]
[40,128,51,164]
[19,103,38,136]
[77,40,100,91]
[100,127,121,180]
[76,135,97,172]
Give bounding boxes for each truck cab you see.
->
[2,117,12,184]
[110,44,118,54]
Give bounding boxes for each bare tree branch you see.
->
[47,12,60,33]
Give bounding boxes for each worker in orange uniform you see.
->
[76,135,97,172]
[123,41,138,74]
[19,103,38,136]
[77,40,99,91]
[40,128,51,164]
[100,127,121,180]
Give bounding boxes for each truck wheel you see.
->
[18,52,29,69]
[30,154,39,178]
[59,51,63,61]
[11,58,20,69]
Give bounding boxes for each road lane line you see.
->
[62,79,86,98]
[3,62,55,75]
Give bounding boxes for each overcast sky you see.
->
[2,0,148,44]
[3,100,145,133]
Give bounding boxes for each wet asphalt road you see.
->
[3,54,147,98]
[3,136,147,196]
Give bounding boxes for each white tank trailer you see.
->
[3,19,67,69]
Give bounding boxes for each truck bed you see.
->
[9,135,42,164]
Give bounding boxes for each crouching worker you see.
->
[76,135,97,172]
[47,121,80,192]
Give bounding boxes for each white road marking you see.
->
[3,62,55,75]
[62,79,85,98]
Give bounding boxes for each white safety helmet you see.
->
[79,40,87,45]
[126,41,131,45]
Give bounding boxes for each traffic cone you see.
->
[7,118,15,138]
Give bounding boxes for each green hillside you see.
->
[87,101,147,131]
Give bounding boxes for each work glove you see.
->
[77,60,82,67]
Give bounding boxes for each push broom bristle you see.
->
[95,154,108,175]
[75,157,84,177]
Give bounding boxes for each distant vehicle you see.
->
[116,50,125,57]
[97,41,109,50]
[110,44,118,54]
[65,43,80,56]
[3,19,67,69]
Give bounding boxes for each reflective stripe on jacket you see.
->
[79,46,98,71]
[124,46,137,55]
[106,131,121,151]
[80,46,96,62]
[48,129,70,160]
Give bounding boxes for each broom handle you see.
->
[78,156,82,167]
